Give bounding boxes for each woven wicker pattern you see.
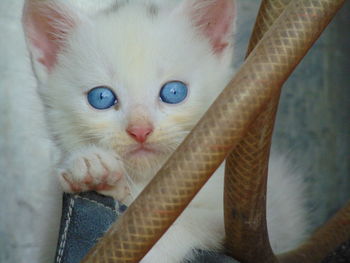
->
[82,1,345,262]
[224,95,280,262]
[246,0,291,55]
[224,1,289,261]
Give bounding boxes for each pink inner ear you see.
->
[192,0,235,54]
[24,2,75,71]
[30,25,60,70]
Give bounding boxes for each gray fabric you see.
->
[54,192,123,263]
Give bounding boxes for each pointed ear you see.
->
[180,0,236,54]
[22,0,78,80]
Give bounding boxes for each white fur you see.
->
[22,0,309,262]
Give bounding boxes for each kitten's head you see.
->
[23,0,236,179]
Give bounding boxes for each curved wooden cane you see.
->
[81,1,346,262]
[224,0,290,261]
[225,1,350,263]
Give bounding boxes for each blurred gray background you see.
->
[0,1,349,262]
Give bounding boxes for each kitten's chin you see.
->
[122,145,170,180]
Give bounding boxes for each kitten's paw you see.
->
[58,147,130,202]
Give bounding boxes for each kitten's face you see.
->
[24,1,236,178]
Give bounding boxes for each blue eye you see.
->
[87,86,117,110]
[159,81,188,104]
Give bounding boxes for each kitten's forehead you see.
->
[97,3,196,65]
[105,1,160,17]
[84,3,205,97]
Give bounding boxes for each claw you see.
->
[62,172,83,192]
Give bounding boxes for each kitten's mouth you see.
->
[127,144,159,157]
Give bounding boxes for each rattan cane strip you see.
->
[246,0,292,55]
[225,95,281,263]
[224,0,289,262]
[81,1,345,262]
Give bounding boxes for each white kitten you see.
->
[22,0,309,262]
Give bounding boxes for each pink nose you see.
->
[126,125,153,143]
